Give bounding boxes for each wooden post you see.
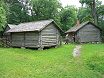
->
[38,32,43,50]
[24,32,25,48]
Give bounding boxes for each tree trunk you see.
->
[92,0,98,25]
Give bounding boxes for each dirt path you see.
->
[73,45,82,57]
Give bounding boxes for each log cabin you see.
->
[65,21,102,43]
[7,19,63,49]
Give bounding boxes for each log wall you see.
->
[11,32,39,47]
[77,24,101,42]
[40,23,61,47]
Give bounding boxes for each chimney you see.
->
[76,20,80,26]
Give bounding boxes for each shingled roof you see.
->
[3,24,18,34]
[7,19,62,33]
[8,24,17,29]
[65,21,101,33]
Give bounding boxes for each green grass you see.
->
[81,44,104,76]
[0,44,104,78]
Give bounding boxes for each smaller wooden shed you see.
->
[7,19,63,49]
[65,21,102,43]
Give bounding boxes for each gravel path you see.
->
[73,45,82,57]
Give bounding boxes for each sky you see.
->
[60,0,104,7]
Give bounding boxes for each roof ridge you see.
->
[65,21,98,33]
[6,19,56,33]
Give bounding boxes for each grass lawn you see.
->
[0,44,104,78]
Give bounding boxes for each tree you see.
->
[60,6,77,31]
[97,5,104,33]
[77,7,93,23]
[5,0,31,24]
[80,0,98,25]
[0,0,7,31]
[31,0,61,21]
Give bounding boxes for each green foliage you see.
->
[77,7,93,23]
[5,0,31,24]
[97,5,104,30]
[31,0,61,20]
[0,1,7,31]
[80,0,102,6]
[60,6,77,31]
[80,0,93,5]
[79,0,98,25]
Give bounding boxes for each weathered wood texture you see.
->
[67,23,101,43]
[40,23,61,47]
[10,23,61,48]
[3,26,11,41]
[25,32,39,47]
[11,33,24,47]
[11,32,39,47]
[77,24,101,42]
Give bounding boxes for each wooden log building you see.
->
[6,19,63,49]
[65,21,102,43]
